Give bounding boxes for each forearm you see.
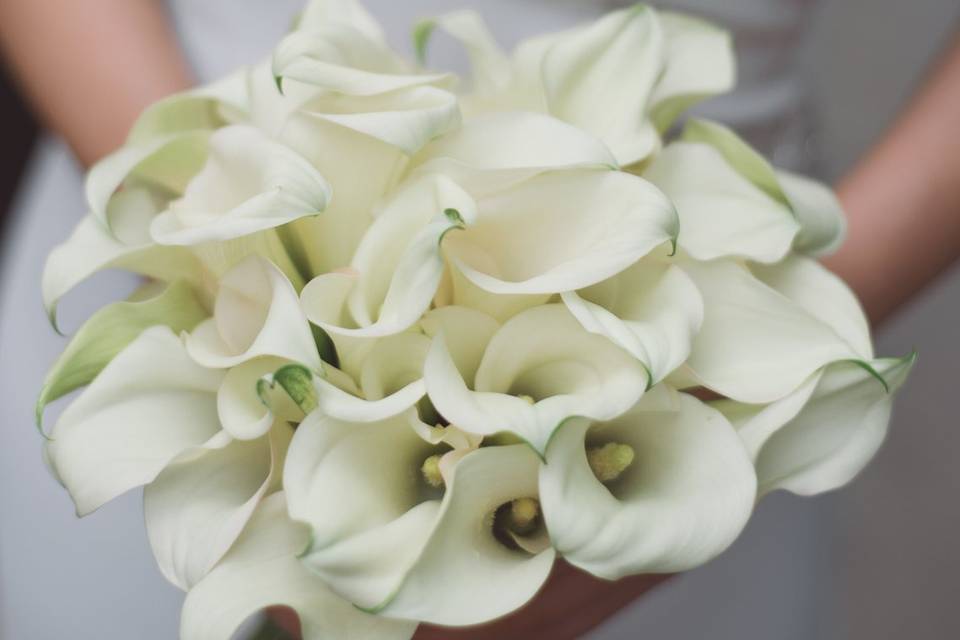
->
[826,33,960,325]
[0,0,193,166]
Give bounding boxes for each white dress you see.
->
[0,1,826,638]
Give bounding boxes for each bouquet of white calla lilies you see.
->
[38,1,914,637]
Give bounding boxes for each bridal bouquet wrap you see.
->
[39,1,915,637]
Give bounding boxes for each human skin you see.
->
[1,2,958,638]
[0,0,193,167]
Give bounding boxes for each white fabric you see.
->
[0,1,822,639]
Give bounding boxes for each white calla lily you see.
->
[646,12,735,132]
[644,139,800,264]
[419,6,732,165]
[562,255,703,385]
[273,25,450,97]
[45,327,225,516]
[286,415,553,625]
[186,256,320,369]
[126,69,248,144]
[777,169,847,256]
[648,119,846,263]
[412,111,618,196]
[298,0,387,41]
[540,385,756,578]
[719,354,915,497]
[86,132,209,228]
[301,174,474,337]
[37,280,208,430]
[373,445,555,625]
[42,189,204,324]
[751,255,873,358]
[683,257,874,403]
[144,423,293,590]
[216,357,303,441]
[296,85,460,155]
[149,125,330,246]
[425,304,648,454]
[444,170,677,296]
[311,332,429,423]
[285,413,444,609]
[180,492,417,640]
[539,5,664,165]
[413,10,512,96]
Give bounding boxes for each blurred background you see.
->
[0,0,957,638]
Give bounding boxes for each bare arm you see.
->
[826,34,960,324]
[0,0,193,166]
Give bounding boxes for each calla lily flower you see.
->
[645,119,846,263]
[45,327,225,516]
[562,250,704,385]
[180,492,417,640]
[44,326,299,592]
[683,255,875,403]
[186,256,321,370]
[539,385,756,579]
[125,68,249,145]
[144,422,292,590]
[417,6,733,165]
[37,280,208,430]
[716,353,916,497]
[42,187,205,325]
[285,414,554,626]
[300,174,474,337]
[424,304,648,454]
[149,125,331,246]
[411,110,619,196]
[272,22,451,97]
[217,356,306,441]
[442,169,677,297]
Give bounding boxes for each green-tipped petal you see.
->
[45,327,225,516]
[37,280,208,432]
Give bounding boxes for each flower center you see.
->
[587,442,635,484]
[504,497,540,535]
[420,454,445,488]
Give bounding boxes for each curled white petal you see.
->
[720,354,916,497]
[285,413,441,608]
[86,132,209,227]
[45,327,224,516]
[683,259,864,403]
[150,125,330,245]
[42,193,203,323]
[186,256,320,369]
[298,85,460,155]
[540,386,756,578]
[562,257,703,384]
[374,445,555,625]
[180,493,416,640]
[644,141,800,264]
[425,305,648,454]
[145,423,292,590]
[540,5,664,165]
[301,175,474,337]
[444,170,677,296]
